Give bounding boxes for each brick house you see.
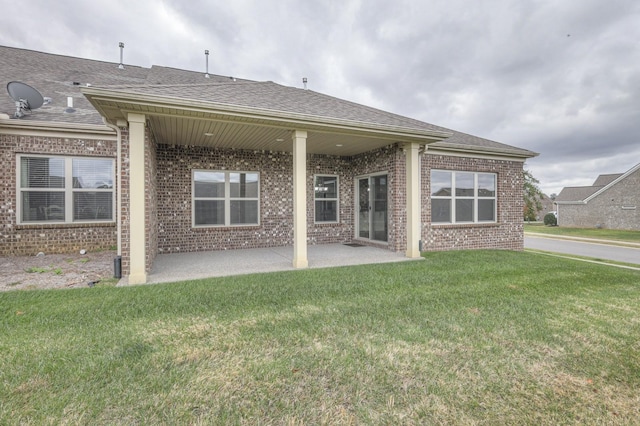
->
[555,163,640,230]
[1,46,537,284]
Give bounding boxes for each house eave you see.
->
[0,118,116,139]
[82,87,453,143]
[426,142,538,160]
[554,200,587,205]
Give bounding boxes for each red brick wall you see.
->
[307,154,354,245]
[0,132,117,256]
[2,131,527,266]
[421,153,525,251]
[156,145,295,253]
[151,144,405,254]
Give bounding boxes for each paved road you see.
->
[524,235,640,265]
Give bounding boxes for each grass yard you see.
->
[524,223,640,243]
[1,250,639,424]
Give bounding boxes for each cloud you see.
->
[1,0,639,196]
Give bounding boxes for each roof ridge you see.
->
[86,80,263,90]
[269,81,529,151]
[2,45,537,158]
[268,81,452,131]
[561,184,605,189]
[0,44,147,71]
[148,65,254,82]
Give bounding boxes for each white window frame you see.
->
[314,174,339,224]
[192,170,260,227]
[431,170,497,224]
[16,154,115,225]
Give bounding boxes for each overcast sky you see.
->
[2,0,639,195]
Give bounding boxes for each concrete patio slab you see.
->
[118,244,419,286]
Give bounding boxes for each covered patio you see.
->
[117,244,421,286]
[83,82,449,285]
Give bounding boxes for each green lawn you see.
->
[525,223,640,243]
[2,250,639,424]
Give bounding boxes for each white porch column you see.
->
[127,113,147,284]
[292,130,308,268]
[405,142,422,258]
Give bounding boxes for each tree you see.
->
[523,169,544,221]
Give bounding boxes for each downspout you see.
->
[419,143,427,252]
[103,118,123,257]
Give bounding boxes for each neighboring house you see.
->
[526,193,555,221]
[539,194,555,219]
[555,163,640,230]
[1,45,537,284]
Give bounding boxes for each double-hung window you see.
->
[314,175,339,223]
[18,155,114,224]
[193,171,259,226]
[431,170,496,223]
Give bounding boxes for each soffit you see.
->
[86,92,451,156]
[146,116,402,155]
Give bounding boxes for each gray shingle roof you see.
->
[97,80,449,133]
[1,46,151,125]
[556,164,639,203]
[592,173,623,187]
[1,45,536,157]
[555,186,603,202]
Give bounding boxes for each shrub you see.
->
[543,212,557,226]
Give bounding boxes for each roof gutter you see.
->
[426,142,538,160]
[0,118,116,137]
[554,200,587,205]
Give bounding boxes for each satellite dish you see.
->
[6,81,44,118]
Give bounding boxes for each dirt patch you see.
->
[0,251,118,291]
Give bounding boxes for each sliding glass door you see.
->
[357,174,388,242]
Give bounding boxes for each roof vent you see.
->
[205,50,210,78]
[65,97,76,113]
[303,77,308,90]
[118,42,125,69]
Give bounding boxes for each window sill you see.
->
[16,222,116,229]
[430,222,500,229]
[192,224,261,230]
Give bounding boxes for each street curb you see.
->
[524,232,640,248]
[527,249,640,271]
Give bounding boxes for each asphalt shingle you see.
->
[592,173,623,187]
[555,186,603,202]
[1,45,535,157]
